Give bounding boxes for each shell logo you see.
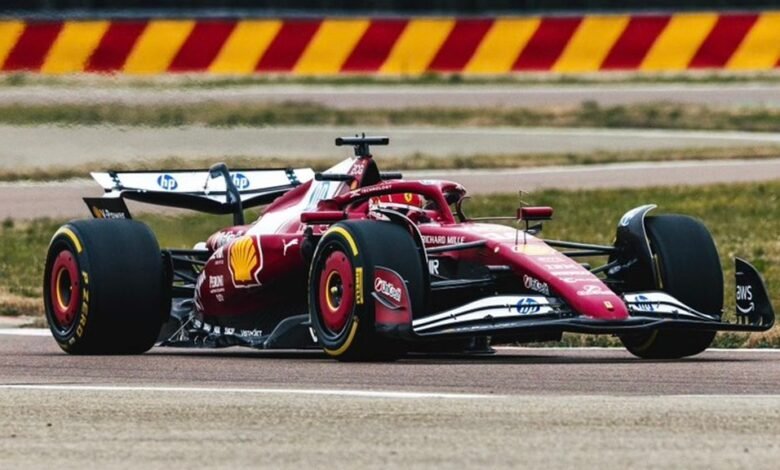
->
[228,236,263,287]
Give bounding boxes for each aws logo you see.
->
[228,236,263,288]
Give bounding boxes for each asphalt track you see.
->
[2,83,780,108]
[2,159,779,220]
[1,331,780,469]
[3,125,780,168]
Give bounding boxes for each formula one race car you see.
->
[44,135,775,360]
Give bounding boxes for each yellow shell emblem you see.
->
[229,236,260,284]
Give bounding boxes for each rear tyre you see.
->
[309,221,425,361]
[620,215,723,359]
[43,219,168,354]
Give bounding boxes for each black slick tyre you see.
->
[308,220,425,361]
[620,214,723,359]
[43,219,168,354]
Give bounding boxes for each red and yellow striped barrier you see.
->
[0,13,779,75]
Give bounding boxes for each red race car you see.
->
[44,135,775,360]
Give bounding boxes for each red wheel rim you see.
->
[49,250,80,330]
[318,250,354,334]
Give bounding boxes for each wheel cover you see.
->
[49,250,81,330]
[318,250,354,334]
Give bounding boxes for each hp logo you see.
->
[232,173,250,190]
[634,294,655,312]
[516,298,541,315]
[157,174,178,191]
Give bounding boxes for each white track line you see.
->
[0,328,50,336]
[0,384,498,400]
[496,347,780,353]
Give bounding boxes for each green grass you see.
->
[0,101,779,132]
[3,71,780,88]
[3,146,779,183]
[2,181,778,347]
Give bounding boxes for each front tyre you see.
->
[309,221,425,361]
[620,214,723,359]
[44,219,168,354]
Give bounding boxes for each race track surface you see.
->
[3,159,779,220]
[3,83,780,108]
[3,125,780,168]
[1,332,780,469]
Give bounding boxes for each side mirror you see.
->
[517,206,553,222]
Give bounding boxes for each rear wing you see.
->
[86,164,314,224]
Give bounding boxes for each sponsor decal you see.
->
[523,275,550,296]
[228,236,263,288]
[355,267,364,305]
[577,284,613,296]
[512,244,555,256]
[428,259,440,276]
[421,235,465,246]
[306,181,331,209]
[535,256,565,263]
[231,172,250,190]
[208,275,225,294]
[543,263,574,271]
[549,270,589,276]
[634,294,656,312]
[90,207,127,219]
[75,271,90,339]
[282,238,299,256]
[239,329,264,337]
[212,230,243,248]
[558,277,589,284]
[374,277,403,303]
[404,192,414,203]
[516,297,541,314]
[736,284,755,314]
[358,183,391,195]
[156,174,178,191]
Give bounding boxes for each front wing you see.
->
[411,258,775,339]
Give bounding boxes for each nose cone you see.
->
[570,293,629,321]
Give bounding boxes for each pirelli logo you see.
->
[355,267,364,305]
